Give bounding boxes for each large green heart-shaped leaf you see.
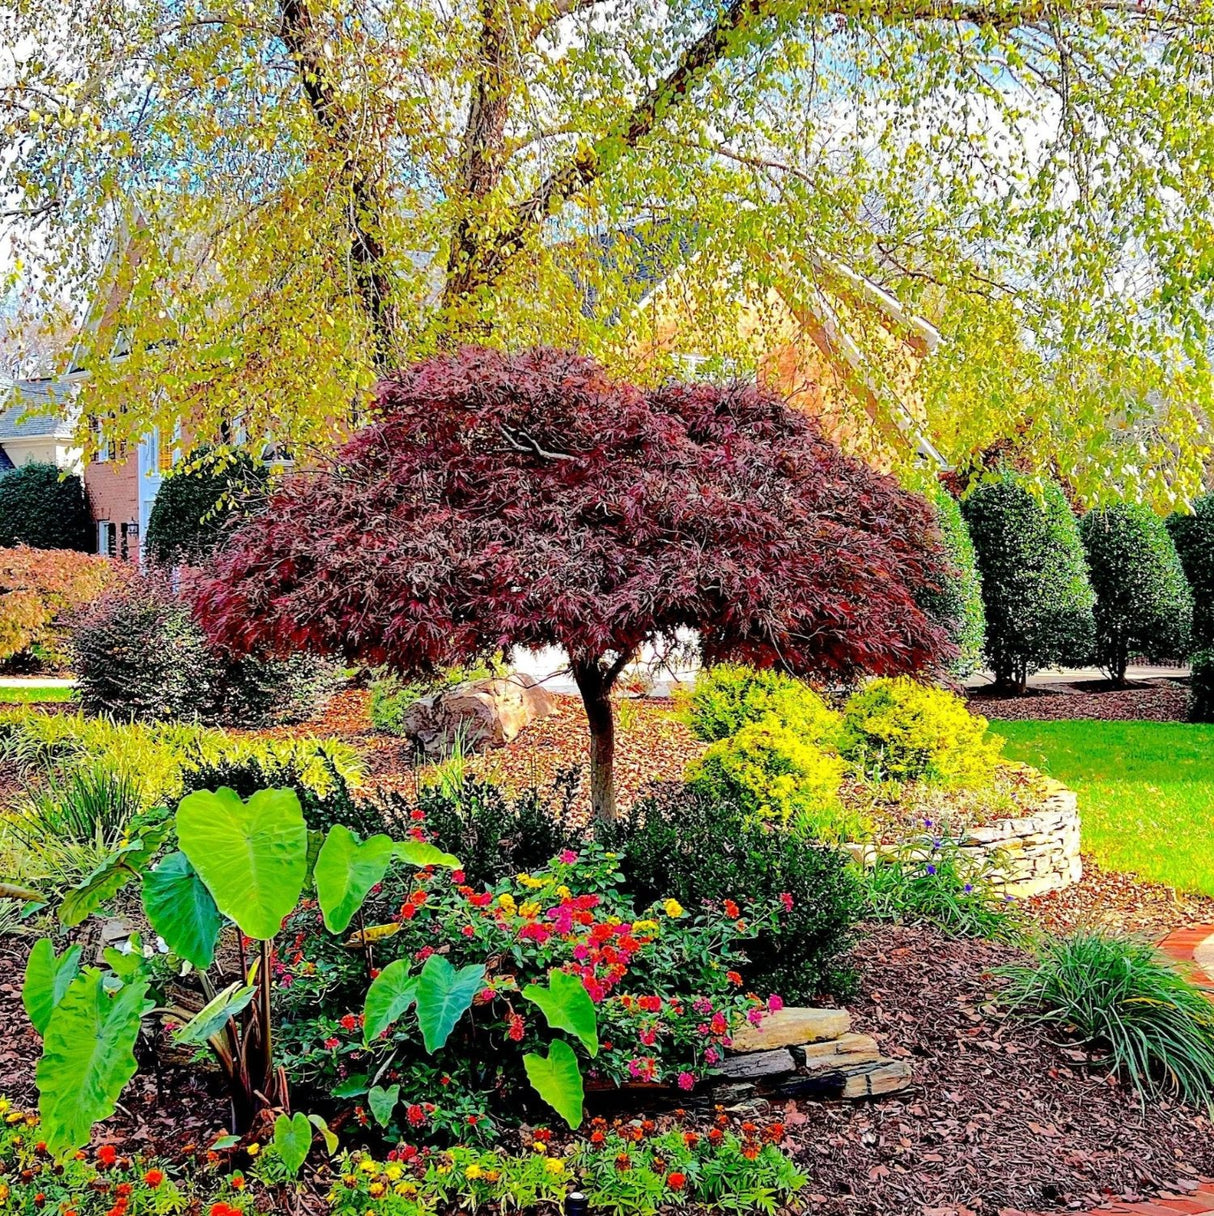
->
[363,959,418,1045]
[314,826,396,933]
[523,969,599,1058]
[414,954,485,1053]
[36,969,150,1155]
[173,981,256,1046]
[142,851,223,969]
[176,787,307,940]
[22,939,82,1035]
[395,841,460,870]
[367,1084,400,1129]
[523,1040,585,1129]
[272,1111,313,1177]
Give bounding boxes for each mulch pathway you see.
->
[787,925,1214,1216]
[967,678,1189,723]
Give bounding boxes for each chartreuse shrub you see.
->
[685,716,860,838]
[0,463,92,551]
[1079,502,1192,683]
[680,662,840,744]
[839,677,1004,788]
[962,474,1096,691]
[600,784,862,1001]
[1167,492,1214,648]
[860,834,1025,943]
[0,1100,806,1216]
[999,932,1214,1103]
[1190,650,1214,723]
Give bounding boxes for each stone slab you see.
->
[728,1007,851,1053]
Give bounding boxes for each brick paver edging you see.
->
[1157,924,1214,988]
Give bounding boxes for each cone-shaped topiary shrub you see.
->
[962,474,1095,692]
[1189,649,1214,723]
[1079,502,1192,685]
[923,484,986,677]
[1166,493,1214,649]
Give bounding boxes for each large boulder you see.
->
[402,673,556,755]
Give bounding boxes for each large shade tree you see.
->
[4,0,1214,501]
[194,347,951,822]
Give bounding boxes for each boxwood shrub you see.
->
[680,662,839,744]
[962,474,1095,691]
[925,484,986,677]
[1079,502,1192,683]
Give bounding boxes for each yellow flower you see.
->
[384,1165,403,1181]
[519,901,540,918]
[664,899,684,918]
[246,1142,260,1157]
[532,1142,547,1154]
[4,1113,21,1125]
[465,1164,483,1180]
[555,885,571,900]
[435,1164,452,1176]
[498,893,516,913]
[0,1183,9,1204]
[483,1170,500,1183]
[545,1159,566,1175]
[394,1182,417,1197]
[0,1099,8,1114]
[358,1158,378,1173]
[633,919,658,932]
[368,1183,385,1197]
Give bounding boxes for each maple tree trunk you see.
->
[571,657,617,826]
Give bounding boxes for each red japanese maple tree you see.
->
[195,347,952,822]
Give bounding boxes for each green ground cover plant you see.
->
[0,685,74,704]
[998,719,1214,896]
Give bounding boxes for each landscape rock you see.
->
[728,1007,851,1053]
[714,1048,797,1079]
[403,674,556,755]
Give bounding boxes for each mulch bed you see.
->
[787,924,1214,1216]
[967,677,1190,722]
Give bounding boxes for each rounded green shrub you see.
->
[685,715,859,838]
[600,783,863,1001]
[1166,493,1214,649]
[680,662,840,744]
[1079,503,1192,683]
[962,474,1096,691]
[144,450,268,567]
[924,485,986,677]
[840,676,1004,787]
[1189,649,1214,723]
[0,463,91,551]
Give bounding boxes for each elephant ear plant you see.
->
[21,785,460,1156]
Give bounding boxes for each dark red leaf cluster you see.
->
[194,347,952,679]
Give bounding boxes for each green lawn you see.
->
[998,719,1214,896]
[0,685,75,705]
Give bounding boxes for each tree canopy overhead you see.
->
[3,0,1214,499]
[194,346,951,821]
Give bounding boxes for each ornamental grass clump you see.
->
[860,833,1026,944]
[998,931,1214,1103]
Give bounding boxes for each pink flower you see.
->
[768,994,784,1013]
[559,850,578,865]
[461,925,476,937]
[639,1027,656,1046]
[677,1072,695,1091]
[747,1008,764,1026]
[704,1046,720,1064]
[546,905,575,934]
[519,923,553,945]
[572,944,590,961]
[324,1037,339,1049]
[693,997,713,1015]
[779,892,794,912]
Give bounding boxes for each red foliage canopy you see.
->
[195,346,951,682]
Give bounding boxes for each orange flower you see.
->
[683,1132,700,1148]
[143,1170,165,1188]
[667,1172,687,1191]
[96,1146,117,1168]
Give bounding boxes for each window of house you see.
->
[97,521,117,558]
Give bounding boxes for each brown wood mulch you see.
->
[786,924,1214,1216]
[966,678,1190,723]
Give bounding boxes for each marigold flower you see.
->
[96,1146,117,1168]
[667,1172,687,1191]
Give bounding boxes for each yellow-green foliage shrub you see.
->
[685,716,861,839]
[681,662,840,745]
[839,677,1003,787]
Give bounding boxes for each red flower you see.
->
[115,1184,133,1199]
[637,995,662,1013]
[726,971,743,986]
[533,1128,552,1143]
[590,1130,606,1144]
[406,1104,426,1126]
[779,892,794,912]
[683,1132,700,1147]
[96,1146,117,1168]
[339,1014,359,1031]
[667,1172,687,1191]
[410,810,426,821]
[707,1128,724,1143]
[451,870,466,883]
[324,1037,339,1049]
[399,903,417,920]
[723,899,740,918]
[144,1170,165,1188]
[469,892,493,907]
[507,1013,525,1042]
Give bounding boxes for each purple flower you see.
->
[963,883,973,893]
[925,864,937,876]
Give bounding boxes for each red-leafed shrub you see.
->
[0,546,119,666]
[196,347,951,821]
